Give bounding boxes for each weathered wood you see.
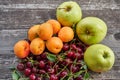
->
[0,0,120,80]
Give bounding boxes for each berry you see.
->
[70,44,77,50]
[47,68,55,74]
[39,60,45,68]
[64,58,72,65]
[36,77,42,80]
[54,65,59,73]
[67,51,74,58]
[81,53,84,59]
[48,61,54,66]
[29,74,36,80]
[70,65,79,73]
[50,74,58,80]
[76,47,83,54]
[32,67,37,73]
[26,62,32,68]
[60,70,68,78]
[24,68,31,76]
[77,60,82,67]
[36,55,41,61]
[17,63,24,71]
[45,65,51,71]
[62,43,70,51]
[39,69,46,74]
[73,53,82,60]
[40,52,47,59]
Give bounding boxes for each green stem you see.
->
[56,64,68,76]
[53,60,59,68]
[67,73,74,80]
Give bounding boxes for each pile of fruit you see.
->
[11,1,115,80]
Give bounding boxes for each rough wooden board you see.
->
[0,0,120,80]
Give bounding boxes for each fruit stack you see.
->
[11,1,115,80]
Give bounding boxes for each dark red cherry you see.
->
[29,73,36,80]
[17,63,24,71]
[24,68,31,76]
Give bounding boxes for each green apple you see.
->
[76,17,107,45]
[84,44,115,72]
[56,1,82,27]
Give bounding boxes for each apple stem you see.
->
[58,7,71,12]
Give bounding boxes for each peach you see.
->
[30,38,45,55]
[14,40,30,58]
[37,23,53,40]
[58,27,74,42]
[46,37,63,54]
[28,25,40,41]
[47,19,61,34]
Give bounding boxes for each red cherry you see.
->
[77,60,82,67]
[31,67,37,73]
[67,51,75,58]
[50,74,58,80]
[76,47,83,54]
[54,65,59,73]
[70,65,79,73]
[36,77,42,80]
[36,55,41,61]
[39,69,46,74]
[24,68,31,76]
[47,61,54,66]
[70,44,77,50]
[73,53,82,60]
[45,64,51,71]
[64,58,72,65]
[26,62,32,68]
[40,52,47,59]
[17,63,24,71]
[47,68,55,74]
[39,60,45,68]
[81,53,84,59]
[59,70,68,78]
[62,43,70,51]
[29,74,36,80]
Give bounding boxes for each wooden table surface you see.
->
[0,0,120,80]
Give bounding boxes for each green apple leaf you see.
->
[9,66,16,71]
[47,53,57,62]
[84,72,90,79]
[73,70,84,78]
[83,65,87,70]
[64,76,73,80]
[12,71,20,80]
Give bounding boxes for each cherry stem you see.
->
[56,64,68,76]
[53,60,59,68]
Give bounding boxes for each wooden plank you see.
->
[0,29,28,50]
[0,9,120,30]
[0,0,120,29]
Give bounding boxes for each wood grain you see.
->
[0,0,120,79]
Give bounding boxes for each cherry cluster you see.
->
[16,39,87,80]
